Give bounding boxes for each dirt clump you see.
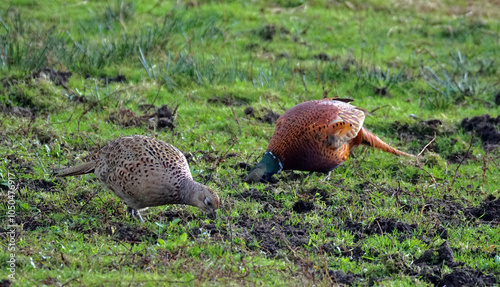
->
[5,154,35,175]
[106,222,157,244]
[374,86,389,96]
[421,198,466,223]
[189,222,224,240]
[461,114,500,149]
[92,72,127,85]
[324,270,363,285]
[314,53,332,61]
[277,52,290,59]
[244,106,281,125]
[260,110,281,124]
[108,107,143,127]
[236,213,308,255]
[233,162,252,171]
[258,24,276,41]
[156,104,177,129]
[341,218,417,242]
[414,241,457,267]
[411,241,496,286]
[0,279,12,287]
[243,106,254,116]
[342,219,364,241]
[366,218,417,238]
[29,68,72,89]
[108,104,177,129]
[292,200,314,213]
[0,105,33,118]
[19,179,58,193]
[392,119,443,145]
[446,150,475,164]
[208,94,249,107]
[22,216,57,231]
[239,188,283,208]
[304,187,332,204]
[464,194,500,222]
[440,268,497,287]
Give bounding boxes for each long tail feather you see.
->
[53,161,96,177]
[351,127,414,157]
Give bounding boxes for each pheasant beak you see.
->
[207,211,217,220]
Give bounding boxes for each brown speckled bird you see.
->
[55,135,220,222]
[246,98,414,182]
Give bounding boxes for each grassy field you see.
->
[1,0,499,286]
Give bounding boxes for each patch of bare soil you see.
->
[243,107,281,125]
[414,241,459,268]
[108,107,143,127]
[421,198,467,223]
[244,106,281,124]
[464,195,500,222]
[258,24,276,41]
[0,105,33,118]
[446,150,475,164]
[440,268,497,287]
[19,179,59,193]
[461,114,500,149]
[30,68,72,89]
[22,216,57,232]
[183,151,237,168]
[156,105,176,129]
[342,218,417,242]
[233,162,252,172]
[292,200,314,213]
[303,187,333,205]
[106,222,158,244]
[324,270,363,285]
[238,188,283,209]
[5,154,35,175]
[413,242,497,286]
[85,72,127,85]
[208,93,250,107]
[108,104,177,130]
[314,53,333,61]
[423,195,500,224]
[392,119,444,148]
[0,279,12,287]
[260,109,281,124]
[236,213,309,255]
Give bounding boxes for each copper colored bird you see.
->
[246,98,414,182]
[55,135,220,222]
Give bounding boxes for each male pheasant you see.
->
[246,98,414,182]
[55,135,220,222]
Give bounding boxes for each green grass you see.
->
[1,0,499,286]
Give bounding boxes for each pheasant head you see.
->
[245,151,283,182]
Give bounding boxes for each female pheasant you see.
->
[55,135,220,222]
[246,98,414,182]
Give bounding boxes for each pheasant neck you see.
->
[246,151,283,182]
[261,151,283,173]
[179,180,200,205]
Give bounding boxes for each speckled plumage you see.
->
[55,135,220,221]
[246,98,414,182]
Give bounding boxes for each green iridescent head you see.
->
[245,151,283,183]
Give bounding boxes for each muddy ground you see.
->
[2,93,499,285]
[8,164,499,286]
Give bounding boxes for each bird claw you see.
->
[324,171,332,181]
[127,207,145,223]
